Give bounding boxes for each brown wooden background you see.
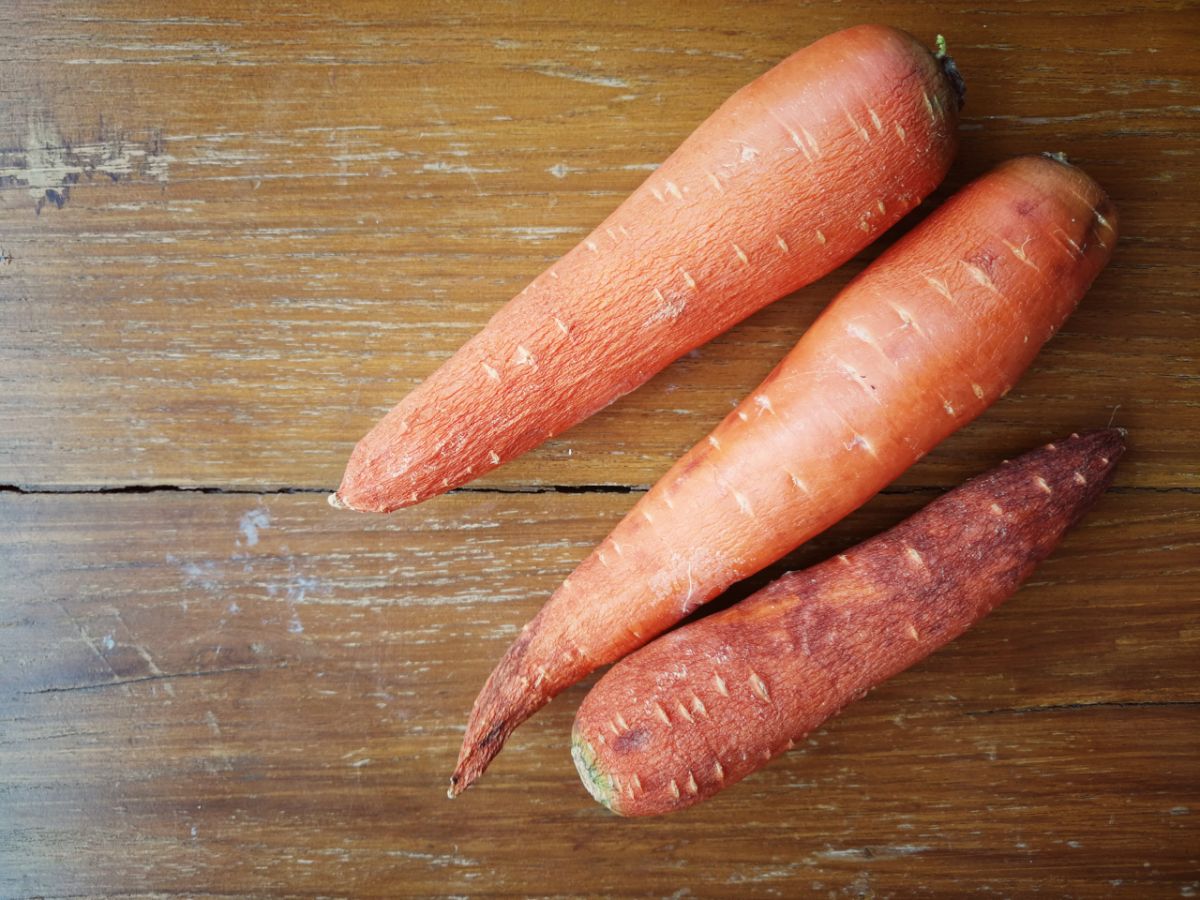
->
[2,1,1197,897]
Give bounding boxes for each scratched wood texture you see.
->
[0,0,1197,897]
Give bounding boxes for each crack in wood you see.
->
[24,663,287,696]
[967,699,1200,717]
[0,483,1194,497]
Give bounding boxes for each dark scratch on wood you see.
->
[25,663,288,695]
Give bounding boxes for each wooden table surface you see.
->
[2,1,1197,896]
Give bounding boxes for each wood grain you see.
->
[0,0,1197,492]
[1,0,1198,896]
[2,490,1198,897]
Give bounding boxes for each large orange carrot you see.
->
[331,25,963,513]
[451,154,1117,795]
[573,429,1125,816]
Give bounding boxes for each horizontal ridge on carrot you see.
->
[572,429,1125,816]
[450,154,1118,796]
[332,25,964,513]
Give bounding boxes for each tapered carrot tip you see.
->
[449,643,552,797]
[447,706,518,798]
[448,725,508,798]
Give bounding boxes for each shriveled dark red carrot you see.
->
[572,428,1125,816]
[450,155,1117,796]
[331,25,963,514]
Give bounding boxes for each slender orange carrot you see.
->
[331,25,963,513]
[450,154,1117,796]
[572,428,1125,816]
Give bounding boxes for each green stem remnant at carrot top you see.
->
[331,25,963,514]
[451,155,1118,797]
[572,429,1125,816]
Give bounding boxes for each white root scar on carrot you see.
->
[961,261,1000,294]
[888,302,926,338]
[482,362,501,381]
[842,104,870,142]
[1003,237,1040,271]
[768,109,813,162]
[748,671,771,702]
[675,700,695,723]
[924,275,955,303]
[800,126,820,157]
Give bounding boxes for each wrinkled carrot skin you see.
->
[450,155,1117,796]
[333,25,962,514]
[573,429,1125,816]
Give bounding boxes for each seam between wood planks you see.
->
[966,699,1200,716]
[0,483,1195,497]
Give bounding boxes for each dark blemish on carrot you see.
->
[966,247,999,278]
[613,726,649,754]
[480,720,507,748]
[1015,199,1036,217]
[675,448,710,478]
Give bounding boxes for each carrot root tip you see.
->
[326,492,349,510]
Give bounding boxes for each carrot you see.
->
[331,25,964,514]
[450,154,1118,796]
[572,428,1125,816]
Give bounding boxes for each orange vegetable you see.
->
[572,429,1125,816]
[451,154,1117,796]
[331,25,963,513]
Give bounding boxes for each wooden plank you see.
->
[1,0,1197,491]
[2,489,1197,896]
